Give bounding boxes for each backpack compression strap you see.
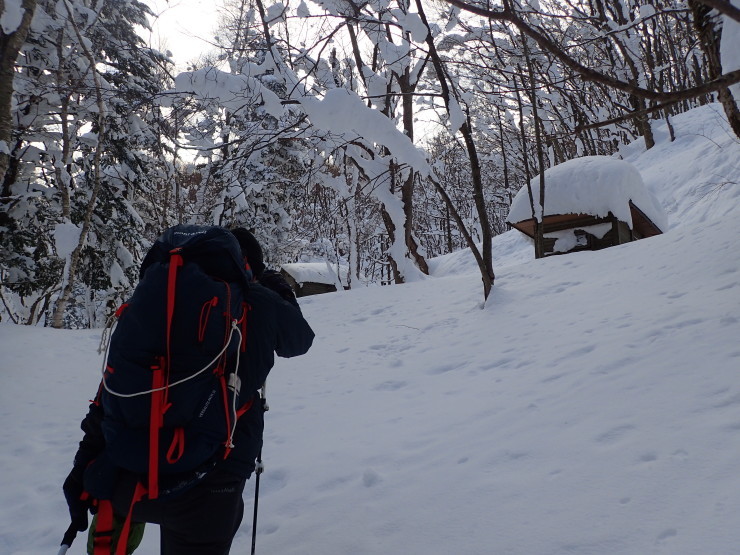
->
[148,249,184,499]
[115,482,147,555]
[148,357,167,499]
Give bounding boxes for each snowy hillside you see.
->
[1,104,739,554]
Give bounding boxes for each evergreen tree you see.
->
[0,0,171,326]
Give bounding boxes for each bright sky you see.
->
[142,0,223,68]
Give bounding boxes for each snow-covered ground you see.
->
[1,104,739,554]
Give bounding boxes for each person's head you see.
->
[230,227,265,280]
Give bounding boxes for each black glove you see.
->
[63,466,90,532]
[259,270,298,306]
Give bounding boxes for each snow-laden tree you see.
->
[438,0,740,139]
[0,0,36,187]
[285,0,434,284]
[160,0,313,268]
[170,0,438,287]
[4,0,735,322]
[0,0,170,326]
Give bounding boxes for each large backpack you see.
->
[98,224,252,500]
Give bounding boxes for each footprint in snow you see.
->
[637,451,658,463]
[374,380,407,391]
[362,469,382,488]
[317,474,353,492]
[656,528,678,543]
[262,468,288,494]
[259,522,279,535]
[426,363,458,375]
[595,424,635,445]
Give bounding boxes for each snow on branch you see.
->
[169,68,432,177]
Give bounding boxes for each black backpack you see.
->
[99,224,252,499]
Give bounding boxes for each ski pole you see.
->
[251,384,268,555]
[251,445,263,555]
[57,522,77,554]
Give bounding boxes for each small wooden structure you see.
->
[280,262,347,297]
[506,156,666,257]
[509,201,663,256]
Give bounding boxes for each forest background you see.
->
[1,0,739,328]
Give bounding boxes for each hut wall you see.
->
[280,269,337,298]
[544,217,635,256]
[297,283,337,297]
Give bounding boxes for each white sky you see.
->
[142,0,223,68]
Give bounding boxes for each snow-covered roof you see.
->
[281,262,348,286]
[507,156,667,231]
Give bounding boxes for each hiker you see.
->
[62,226,314,554]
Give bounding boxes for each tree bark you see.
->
[51,2,107,328]
[415,0,494,299]
[0,0,36,190]
[690,0,740,138]
[521,36,547,259]
[397,69,429,276]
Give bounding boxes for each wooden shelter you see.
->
[506,156,666,257]
[280,262,347,297]
[509,201,663,256]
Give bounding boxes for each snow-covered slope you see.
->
[0,104,738,554]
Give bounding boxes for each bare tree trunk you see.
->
[345,9,429,284]
[54,28,74,220]
[51,4,107,328]
[428,173,490,293]
[415,0,494,299]
[521,36,547,259]
[380,206,403,284]
[690,0,740,139]
[345,21,403,285]
[0,0,36,194]
[495,107,511,194]
[512,74,542,255]
[397,68,429,275]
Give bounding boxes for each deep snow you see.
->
[1,104,739,554]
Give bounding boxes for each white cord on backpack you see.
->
[101,320,243,399]
[226,326,242,449]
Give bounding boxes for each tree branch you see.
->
[442,0,740,103]
[575,99,682,132]
[695,0,740,22]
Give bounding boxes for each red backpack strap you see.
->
[114,482,147,555]
[166,249,184,379]
[147,249,183,500]
[239,302,251,352]
[237,396,255,418]
[148,357,166,499]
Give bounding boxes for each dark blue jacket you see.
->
[220,280,314,477]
